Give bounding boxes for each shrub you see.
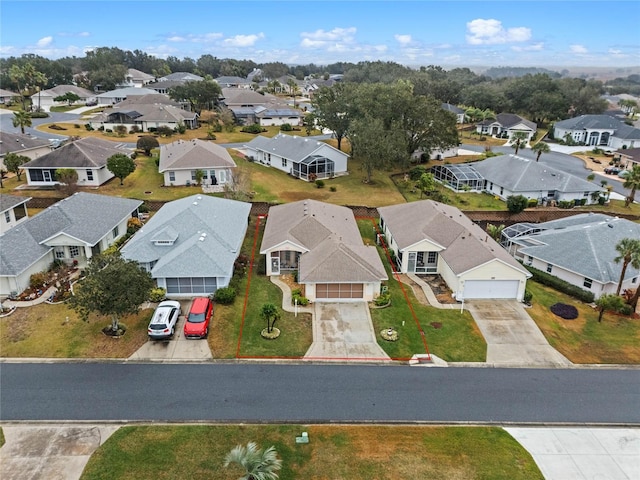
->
[129,125,140,134]
[527,198,539,208]
[148,288,166,303]
[374,292,391,306]
[156,126,174,137]
[523,290,533,304]
[550,303,579,319]
[29,272,47,289]
[558,200,574,209]
[408,166,427,181]
[138,203,149,213]
[84,124,94,131]
[98,126,105,131]
[73,124,81,129]
[241,124,263,134]
[211,122,223,132]
[214,286,236,305]
[525,265,595,303]
[256,255,267,275]
[30,111,49,118]
[127,217,142,233]
[329,186,337,192]
[105,128,112,133]
[618,304,633,315]
[291,289,309,306]
[506,195,528,213]
[315,179,325,188]
[280,123,293,131]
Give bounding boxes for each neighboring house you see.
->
[0,194,30,235]
[476,113,537,142]
[89,103,198,132]
[553,114,640,150]
[0,192,142,297]
[378,200,530,301]
[158,72,204,82]
[215,76,252,88]
[243,134,349,181]
[255,108,303,127]
[121,194,251,298]
[0,88,18,105]
[472,154,602,205]
[220,87,281,109]
[122,68,155,88]
[29,85,94,112]
[260,199,387,302]
[114,93,189,110]
[503,214,640,299]
[159,139,237,187]
[616,147,640,169]
[442,103,466,124]
[0,132,53,169]
[146,80,185,95]
[95,87,159,106]
[21,137,129,187]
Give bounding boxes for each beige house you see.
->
[158,139,236,187]
[260,199,387,302]
[0,194,30,235]
[0,132,53,170]
[378,200,530,301]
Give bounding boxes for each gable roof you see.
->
[220,88,281,107]
[96,87,158,99]
[245,134,348,163]
[93,103,197,124]
[554,114,625,130]
[0,194,30,214]
[514,216,640,284]
[159,139,236,172]
[473,155,601,194]
[114,94,182,107]
[0,132,51,156]
[0,88,17,98]
[21,137,127,170]
[256,108,303,118]
[0,193,142,276]
[126,68,154,81]
[478,113,536,131]
[159,72,203,82]
[378,200,529,277]
[121,195,251,278]
[32,85,94,99]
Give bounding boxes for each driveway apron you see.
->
[305,302,390,361]
[465,300,572,366]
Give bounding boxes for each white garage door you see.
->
[463,280,519,299]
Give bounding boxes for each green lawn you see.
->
[80,425,542,480]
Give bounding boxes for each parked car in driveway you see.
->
[604,166,622,175]
[618,169,630,179]
[184,297,213,339]
[148,300,181,340]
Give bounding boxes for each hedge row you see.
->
[525,265,595,303]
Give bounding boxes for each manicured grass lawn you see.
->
[0,302,153,358]
[80,424,542,480]
[526,281,640,363]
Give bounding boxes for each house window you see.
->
[500,187,504,195]
[526,255,533,266]
[4,211,9,223]
[169,171,175,182]
[546,263,553,273]
[69,246,80,258]
[633,277,638,284]
[427,252,437,263]
[55,247,65,259]
[547,191,555,198]
[87,169,94,181]
[282,158,288,167]
[217,170,226,184]
[583,191,589,197]
[112,226,119,239]
[583,278,593,288]
[191,171,197,181]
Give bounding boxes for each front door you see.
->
[271,257,280,275]
[408,252,416,273]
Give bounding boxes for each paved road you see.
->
[0,108,76,142]
[1,363,639,424]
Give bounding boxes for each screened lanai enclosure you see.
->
[292,155,335,181]
[500,222,544,252]
[432,164,484,191]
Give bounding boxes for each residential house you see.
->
[89,102,198,132]
[95,87,159,106]
[121,195,251,297]
[159,139,237,187]
[0,88,18,105]
[0,132,53,170]
[378,200,530,301]
[260,199,387,302]
[215,76,252,88]
[0,194,30,234]
[29,85,94,112]
[0,192,142,296]
[476,113,537,142]
[220,87,281,109]
[122,68,155,88]
[553,115,640,150]
[503,214,640,299]
[256,108,303,127]
[442,103,466,124]
[616,147,640,169]
[243,134,348,181]
[146,80,185,95]
[21,137,129,187]
[158,72,204,83]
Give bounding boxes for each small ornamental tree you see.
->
[107,153,136,185]
[260,302,280,335]
[136,135,159,155]
[506,195,529,214]
[55,168,79,196]
[53,92,81,105]
[4,152,29,181]
[595,294,625,323]
[417,172,436,198]
[224,442,282,480]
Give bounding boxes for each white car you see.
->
[147,300,181,340]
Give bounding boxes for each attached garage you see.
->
[316,283,364,299]
[463,280,520,299]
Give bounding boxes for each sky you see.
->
[1,0,639,68]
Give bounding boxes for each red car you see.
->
[183,297,213,339]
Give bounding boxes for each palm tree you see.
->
[286,78,300,107]
[614,238,640,295]
[486,224,506,242]
[622,164,640,207]
[224,442,282,480]
[531,141,551,162]
[510,131,529,155]
[12,110,32,134]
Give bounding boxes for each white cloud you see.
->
[300,27,357,48]
[167,35,186,42]
[512,42,544,52]
[36,36,53,47]
[223,33,264,47]
[165,32,223,43]
[608,48,628,58]
[570,44,588,54]
[395,34,412,45]
[466,19,531,45]
[59,31,90,38]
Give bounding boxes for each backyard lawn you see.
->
[80,424,542,480]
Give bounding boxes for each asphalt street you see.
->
[1,363,639,424]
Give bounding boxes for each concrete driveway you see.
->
[304,302,390,362]
[465,300,571,366]
[128,301,212,361]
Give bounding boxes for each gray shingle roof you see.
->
[159,72,203,82]
[159,139,236,172]
[256,109,303,118]
[554,114,625,130]
[478,113,536,131]
[96,87,158,98]
[92,103,197,124]
[220,88,282,107]
[21,137,127,169]
[245,134,347,163]
[121,195,251,278]
[0,132,51,156]
[515,216,640,284]
[34,85,94,99]
[0,193,142,276]
[473,155,601,194]
[378,200,529,276]
[0,194,30,214]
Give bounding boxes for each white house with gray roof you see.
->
[378,200,530,301]
[553,114,640,150]
[89,102,198,132]
[0,192,142,297]
[260,199,387,302]
[159,139,236,187]
[0,194,30,234]
[505,214,640,299]
[0,132,52,170]
[476,113,537,142]
[95,87,159,106]
[29,85,94,112]
[121,195,251,297]
[243,134,348,181]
